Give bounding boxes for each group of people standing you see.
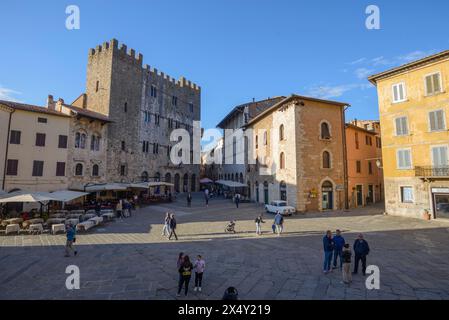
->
[254,211,284,236]
[323,230,370,285]
[162,212,178,240]
[115,199,133,219]
[177,252,206,297]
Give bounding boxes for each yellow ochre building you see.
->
[369,50,449,220]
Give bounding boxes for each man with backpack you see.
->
[274,211,283,235]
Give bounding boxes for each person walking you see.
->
[274,211,283,235]
[204,189,209,207]
[64,224,78,257]
[162,212,171,237]
[255,215,265,235]
[323,230,334,274]
[187,193,192,207]
[116,200,123,219]
[353,233,370,275]
[332,229,346,269]
[169,213,178,240]
[342,244,352,285]
[193,255,206,292]
[234,193,240,208]
[177,255,193,297]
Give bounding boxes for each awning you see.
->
[0,191,55,203]
[129,182,174,189]
[84,183,129,192]
[215,180,248,188]
[200,178,214,184]
[50,190,89,202]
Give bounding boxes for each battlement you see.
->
[88,39,200,92]
[88,38,143,66]
[143,64,200,92]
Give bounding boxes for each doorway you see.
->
[321,181,333,210]
[263,181,269,204]
[433,193,449,219]
[356,185,363,207]
[368,185,374,204]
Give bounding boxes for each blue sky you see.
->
[1,0,449,129]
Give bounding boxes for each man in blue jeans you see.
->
[332,229,345,269]
[322,230,334,274]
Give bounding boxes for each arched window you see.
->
[255,135,258,149]
[191,174,196,192]
[75,132,80,148]
[92,164,99,176]
[141,171,149,182]
[235,173,239,181]
[165,172,171,183]
[75,132,86,149]
[231,173,234,181]
[239,173,243,183]
[155,172,161,182]
[91,134,100,151]
[279,124,285,141]
[263,131,268,145]
[280,181,287,201]
[75,163,83,176]
[321,122,331,139]
[280,152,285,169]
[323,151,331,168]
[183,174,188,192]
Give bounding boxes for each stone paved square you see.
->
[1,194,449,300]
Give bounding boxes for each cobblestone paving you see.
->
[1,194,449,300]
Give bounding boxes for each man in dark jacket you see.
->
[322,230,334,274]
[169,213,178,240]
[332,229,345,269]
[353,233,370,275]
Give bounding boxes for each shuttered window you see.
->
[397,149,412,169]
[395,117,409,136]
[425,73,443,96]
[429,110,446,131]
[6,159,18,175]
[56,162,66,176]
[392,82,406,103]
[35,133,46,146]
[32,161,44,176]
[10,130,21,144]
[432,146,448,167]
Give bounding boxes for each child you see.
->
[194,255,206,292]
[342,243,352,285]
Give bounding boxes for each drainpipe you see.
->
[342,105,349,210]
[2,109,14,190]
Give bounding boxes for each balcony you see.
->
[415,166,449,178]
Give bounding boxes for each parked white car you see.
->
[265,200,296,216]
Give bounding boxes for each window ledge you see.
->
[391,99,408,105]
[424,91,445,97]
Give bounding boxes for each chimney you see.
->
[55,98,64,112]
[47,95,55,110]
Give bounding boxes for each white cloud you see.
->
[306,83,371,99]
[0,85,21,102]
[347,58,367,65]
[355,68,375,79]
[397,50,437,62]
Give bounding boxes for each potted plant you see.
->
[423,209,431,220]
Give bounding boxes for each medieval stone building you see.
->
[72,39,201,193]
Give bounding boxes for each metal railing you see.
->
[415,166,449,177]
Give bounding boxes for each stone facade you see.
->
[369,50,449,220]
[246,95,348,212]
[81,39,201,192]
[346,122,384,208]
[216,97,284,188]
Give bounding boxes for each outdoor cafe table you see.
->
[49,213,65,218]
[101,212,115,220]
[2,218,23,226]
[66,218,79,226]
[46,218,66,225]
